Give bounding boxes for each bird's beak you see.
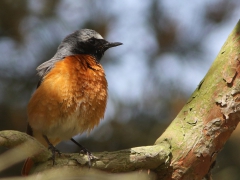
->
[105,42,123,49]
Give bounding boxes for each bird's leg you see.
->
[43,135,61,165]
[70,138,95,167]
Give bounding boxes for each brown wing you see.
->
[27,58,63,135]
[26,123,33,136]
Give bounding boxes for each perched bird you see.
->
[22,29,122,174]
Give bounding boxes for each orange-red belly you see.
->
[27,55,107,146]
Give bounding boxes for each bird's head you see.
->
[55,29,122,62]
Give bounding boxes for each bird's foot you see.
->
[43,135,61,165]
[71,138,96,167]
[48,143,61,165]
[79,146,96,166]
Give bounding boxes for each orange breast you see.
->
[28,55,107,144]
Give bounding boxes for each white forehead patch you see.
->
[79,29,104,41]
[94,33,103,39]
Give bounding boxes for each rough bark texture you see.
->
[155,20,240,179]
[0,130,170,175]
[1,20,240,180]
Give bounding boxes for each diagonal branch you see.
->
[155,20,240,179]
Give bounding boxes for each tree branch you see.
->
[155,20,240,179]
[0,130,171,175]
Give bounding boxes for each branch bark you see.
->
[155,20,240,179]
[1,20,240,180]
[0,130,170,175]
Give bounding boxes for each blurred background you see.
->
[0,0,240,179]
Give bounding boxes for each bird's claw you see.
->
[79,147,96,167]
[48,144,61,165]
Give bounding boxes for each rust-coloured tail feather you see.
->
[22,123,34,176]
[22,158,34,176]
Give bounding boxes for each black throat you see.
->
[55,37,108,63]
[74,39,108,62]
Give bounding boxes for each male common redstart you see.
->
[22,29,122,174]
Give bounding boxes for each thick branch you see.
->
[155,20,240,179]
[0,130,171,174]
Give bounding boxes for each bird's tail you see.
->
[22,158,34,176]
[22,123,34,176]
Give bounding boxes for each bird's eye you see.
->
[88,38,95,44]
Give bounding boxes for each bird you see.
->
[22,29,122,175]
